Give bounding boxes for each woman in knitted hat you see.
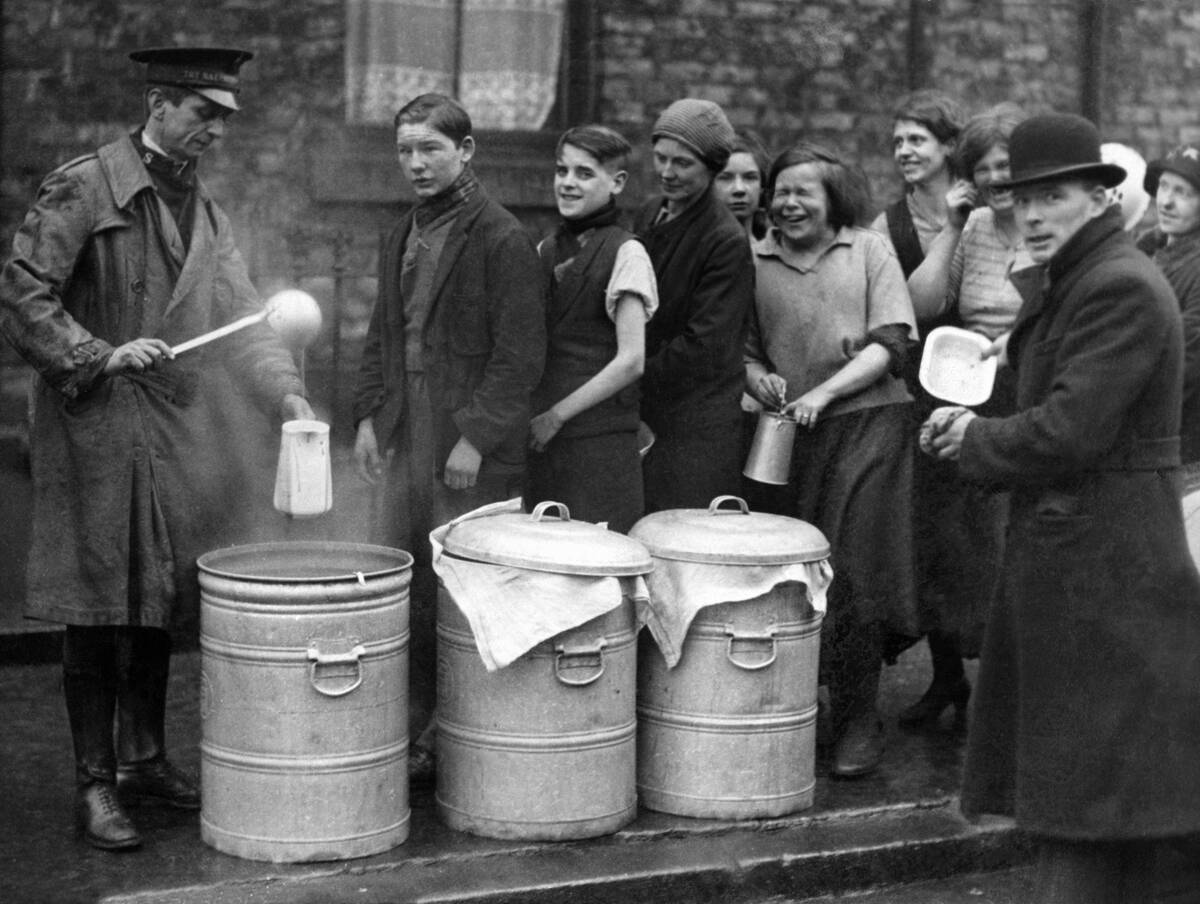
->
[632,98,755,512]
[1138,143,1200,479]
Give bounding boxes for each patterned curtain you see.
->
[345,0,565,130]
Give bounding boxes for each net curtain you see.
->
[345,0,565,130]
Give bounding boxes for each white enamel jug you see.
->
[273,419,332,517]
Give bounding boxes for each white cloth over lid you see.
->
[431,498,651,672]
[630,496,833,669]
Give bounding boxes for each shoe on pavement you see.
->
[77,782,142,851]
[117,757,200,809]
[831,712,885,779]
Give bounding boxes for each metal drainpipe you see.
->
[1080,0,1108,127]
[907,0,935,91]
[452,0,464,99]
[330,231,348,436]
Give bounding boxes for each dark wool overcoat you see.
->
[632,187,754,511]
[1136,226,1200,465]
[0,135,305,633]
[958,207,1200,840]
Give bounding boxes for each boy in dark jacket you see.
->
[352,94,546,780]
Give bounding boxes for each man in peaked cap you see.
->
[0,47,313,851]
[129,46,252,112]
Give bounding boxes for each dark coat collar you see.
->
[1006,206,1129,370]
[1045,205,1127,284]
[642,183,724,234]
[98,133,212,212]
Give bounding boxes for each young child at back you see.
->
[525,124,659,533]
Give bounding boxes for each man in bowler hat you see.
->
[0,47,314,850]
[927,112,1200,901]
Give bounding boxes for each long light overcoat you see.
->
[0,134,304,633]
[958,207,1200,839]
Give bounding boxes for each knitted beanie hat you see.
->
[652,98,736,171]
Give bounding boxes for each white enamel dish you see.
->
[919,325,997,406]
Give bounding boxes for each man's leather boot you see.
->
[116,628,200,809]
[64,663,142,851]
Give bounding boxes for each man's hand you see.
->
[354,418,384,485]
[104,338,174,375]
[280,393,315,422]
[922,407,976,461]
[444,436,482,490]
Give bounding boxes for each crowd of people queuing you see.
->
[351,87,1200,901]
[2,43,1200,902]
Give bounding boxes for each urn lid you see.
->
[441,501,654,577]
[629,495,830,565]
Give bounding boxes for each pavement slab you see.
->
[2,441,1194,904]
[2,648,1029,904]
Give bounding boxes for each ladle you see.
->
[171,289,322,355]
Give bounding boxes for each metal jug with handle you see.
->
[743,410,797,485]
[273,419,333,517]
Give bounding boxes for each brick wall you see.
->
[600,0,1200,206]
[3,0,1200,428]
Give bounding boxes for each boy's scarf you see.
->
[414,166,479,229]
[551,198,622,270]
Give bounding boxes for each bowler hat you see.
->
[1144,144,1200,195]
[993,112,1125,190]
[130,46,253,112]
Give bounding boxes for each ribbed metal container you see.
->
[435,501,651,840]
[631,496,828,818]
[197,541,412,862]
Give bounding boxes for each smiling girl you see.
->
[525,125,659,532]
[745,142,919,778]
[871,91,967,279]
[899,103,1031,733]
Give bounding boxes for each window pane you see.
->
[344,0,564,131]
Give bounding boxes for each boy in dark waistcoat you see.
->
[525,125,658,533]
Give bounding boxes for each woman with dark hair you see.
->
[899,103,1031,730]
[714,130,771,241]
[745,142,919,778]
[871,90,969,279]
